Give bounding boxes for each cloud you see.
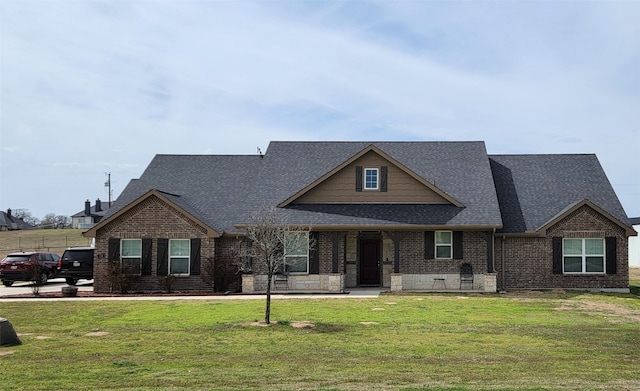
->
[1,0,638,218]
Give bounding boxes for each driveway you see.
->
[0,278,94,297]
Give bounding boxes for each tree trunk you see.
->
[265,269,272,324]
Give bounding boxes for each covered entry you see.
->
[359,233,381,286]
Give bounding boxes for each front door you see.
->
[360,239,381,286]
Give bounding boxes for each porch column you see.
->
[384,231,403,273]
[331,232,339,274]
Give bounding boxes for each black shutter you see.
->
[453,231,463,259]
[606,237,617,275]
[424,231,434,259]
[157,238,168,276]
[309,232,319,274]
[108,238,120,261]
[355,166,363,192]
[190,238,201,275]
[552,237,563,274]
[380,166,388,192]
[142,238,152,275]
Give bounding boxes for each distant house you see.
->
[84,141,636,293]
[0,209,35,231]
[629,217,640,267]
[71,199,112,229]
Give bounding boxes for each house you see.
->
[0,209,35,231]
[629,217,640,267]
[83,141,635,293]
[71,199,111,229]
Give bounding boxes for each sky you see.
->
[1,0,639,222]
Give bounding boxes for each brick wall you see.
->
[495,205,629,290]
[93,195,215,293]
[398,231,488,275]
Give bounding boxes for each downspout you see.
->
[501,235,506,292]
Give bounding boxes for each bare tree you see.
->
[243,206,313,325]
[12,209,39,226]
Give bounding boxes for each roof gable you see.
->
[83,189,221,238]
[538,199,636,236]
[279,144,462,207]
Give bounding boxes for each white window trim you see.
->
[364,168,379,190]
[169,239,190,276]
[562,238,606,274]
[284,231,310,274]
[121,239,142,275]
[435,230,453,259]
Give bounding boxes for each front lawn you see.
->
[0,292,638,390]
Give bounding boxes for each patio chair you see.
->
[459,263,474,290]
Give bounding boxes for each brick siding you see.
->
[494,205,629,290]
[93,195,215,293]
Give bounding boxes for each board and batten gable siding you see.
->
[92,194,215,293]
[495,205,629,290]
[294,150,450,204]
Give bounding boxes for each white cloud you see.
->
[1,0,638,218]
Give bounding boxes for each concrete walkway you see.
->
[0,288,384,302]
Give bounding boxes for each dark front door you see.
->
[360,239,381,286]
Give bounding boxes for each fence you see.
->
[0,232,93,258]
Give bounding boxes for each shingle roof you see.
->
[489,154,631,233]
[102,142,503,233]
[100,142,630,236]
[0,211,35,230]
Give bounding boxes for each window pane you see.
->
[285,232,308,256]
[435,231,452,245]
[563,239,582,255]
[170,239,190,257]
[170,258,189,274]
[121,239,141,257]
[585,239,604,255]
[122,258,141,275]
[365,168,378,189]
[436,246,451,259]
[586,256,604,273]
[286,256,308,273]
[564,256,582,272]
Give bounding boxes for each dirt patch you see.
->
[85,331,109,337]
[290,321,314,328]
[35,336,51,340]
[239,321,314,328]
[360,321,380,325]
[0,350,16,356]
[371,307,385,311]
[556,300,640,323]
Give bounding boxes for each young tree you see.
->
[243,206,312,325]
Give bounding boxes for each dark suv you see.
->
[0,252,60,286]
[57,247,94,285]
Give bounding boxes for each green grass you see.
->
[0,228,90,258]
[1,292,639,390]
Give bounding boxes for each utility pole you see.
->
[105,172,112,207]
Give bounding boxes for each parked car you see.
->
[0,252,60,286]
[57,247,94,285]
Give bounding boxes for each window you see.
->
[364,168,379,190]
[563,238,605,273]
[285,231,309,273]
[121,239,142,275]
[435,231,452,259]
[169,239,190,275]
